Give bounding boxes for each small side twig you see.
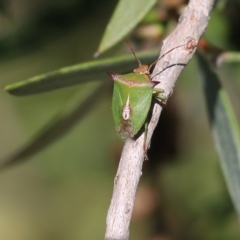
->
[105,0,215,239]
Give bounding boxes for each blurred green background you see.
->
[0,0,240,239]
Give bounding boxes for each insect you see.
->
[108,41,185,156]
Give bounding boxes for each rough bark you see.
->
[105,0,215,239]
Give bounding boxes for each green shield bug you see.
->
[108,41,186,156]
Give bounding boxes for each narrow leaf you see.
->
[4,50,158,96]
[96,0,157,55]
[0,82,108,170]
[216,51,240,66]
[197,52,240,219]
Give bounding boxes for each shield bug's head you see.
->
[133,64,150,75]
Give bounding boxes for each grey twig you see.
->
[105,0,215,239]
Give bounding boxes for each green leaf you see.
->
[216,51,240,66]
[96,0,157,55]
[197,52,240,220]
[4,50,159,96]
[0,82,108,170]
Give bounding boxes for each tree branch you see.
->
[105,0,215,239]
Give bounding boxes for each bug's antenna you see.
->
[148,43,186,72]
[125,40,142,67]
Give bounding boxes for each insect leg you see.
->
[154,88,167,102]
